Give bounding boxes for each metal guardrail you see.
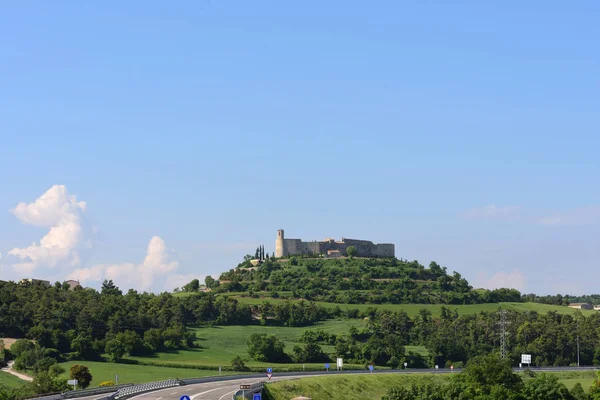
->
[106,379,181,399]
[61,384,135,399]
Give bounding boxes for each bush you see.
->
[99,381,115,387]
[231,356,247,371]
[69,364,93,389]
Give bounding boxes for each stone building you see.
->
[275,229,395,258]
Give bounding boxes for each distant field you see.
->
[233,299,596,317]
[0,371,27,389]
[58,361,236,386]
[127,319,367,369]
[264,371,598,400]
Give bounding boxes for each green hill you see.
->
[212,256,522,305]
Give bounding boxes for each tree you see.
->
[205,276,218,289]
[246,333,287,362]
[101,280,122,296]
[346,246,357,258]
[183,279,200,292]
[231,355,247,371]
[105,339,126,362]
[457,353,523,396]
[10,339,34,358]
[69,364,92,388]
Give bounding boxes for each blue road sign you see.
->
[180,396,190,400]
[325,363,330,369]
[369,365,374,371]
[266,367,273,373]
[253,394,262,400]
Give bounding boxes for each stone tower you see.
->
[275,229,285,258]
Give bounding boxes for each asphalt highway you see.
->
[72,366,599,400]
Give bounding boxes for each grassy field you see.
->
[545,370,597,389]
[0,371,27,389]
[264,373,448,400]
[263,371,598,400]
[234,298,596,317]
[58,361,237,386]
[127,319,367,369]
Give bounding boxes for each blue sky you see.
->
[0,1,598,295]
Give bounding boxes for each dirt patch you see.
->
[0,338,33,350]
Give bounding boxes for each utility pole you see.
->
[498,309,509,359]
[577,318,580,367]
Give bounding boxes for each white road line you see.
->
[218,391,235,400]
[157,397,163,400]
[190,386,230,400]
[171,392,178,395]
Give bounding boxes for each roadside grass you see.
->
[57,361,237,386]
[0,371,27,389]
[264,371,599,400]
[264,373,448,400]
[534,370,598,389]
[127,319,367,369]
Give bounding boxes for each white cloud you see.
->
[463,205,522,220]
[475,269,527,292]
[68,236,183,292]
[2,185,95,280]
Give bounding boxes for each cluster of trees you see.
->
[330,307,600,369]
[382,353,596,400]
[245,333,330,364]
[0,339,93,400]
[0,279,334,369]
[0,279,332,350]
[218,257,523,305]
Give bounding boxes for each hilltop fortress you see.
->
[275,229,395,258]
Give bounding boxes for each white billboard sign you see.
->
[521,354,532,364]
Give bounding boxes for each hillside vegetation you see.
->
[215,256,523,305]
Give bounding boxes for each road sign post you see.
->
[180,396,190,400]
[219,366,221,376]
[450,365,454,372]
[337,358,343,371]
[240,384,251,398]
[67,379,78,390]
[369,365,374,373]
[325,363,330,371]
[521,354,531,368]
[253,394,261,400]
[403,362,407,370]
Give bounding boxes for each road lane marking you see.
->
[190,386,230,399]
[157,397,162,400]
[218,391,235,400]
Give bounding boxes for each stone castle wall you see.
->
[275,230,395,258]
